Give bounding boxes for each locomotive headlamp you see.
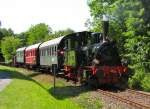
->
[102,15,109,42]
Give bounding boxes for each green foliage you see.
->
[141,74,150,92]
[16,32,28,46]
[27,23,52,45]
[44,28,74,41]
[87,0,150,91]
[0,28,14,61]
[1,36,21,63]
[128,68,145,89]
[0,28,14,40]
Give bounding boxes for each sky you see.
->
[0,0,91,33]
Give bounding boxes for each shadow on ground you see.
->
[48,85,91,100]
[0,69,47,91]
[0,68,91,100]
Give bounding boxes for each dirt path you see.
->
[0,72,12,92]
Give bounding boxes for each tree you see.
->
[87,0,150,90]
[16,32,28,46]
[44,28,74,41]
[1,36,21,63]
[0,28,14,61]
[0,28,14,40]
[27,23,52,45]
[87,0,150,69]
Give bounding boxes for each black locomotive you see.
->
[63,16,129,86]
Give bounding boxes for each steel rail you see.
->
[127,89,150,98]
[98,89,150,109]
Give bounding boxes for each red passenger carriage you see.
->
[25,43,41,67]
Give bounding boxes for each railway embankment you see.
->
[0,65,103,109]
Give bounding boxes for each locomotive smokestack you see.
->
[102,15,109,42]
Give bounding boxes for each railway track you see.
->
[127,89,150,98]
[98,89,150,109]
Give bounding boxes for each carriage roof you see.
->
[26,43,41,51]
[16,47,26,52]
[39,36,65,48]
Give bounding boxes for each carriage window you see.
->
[27,51,28,57]
[41,50,43,56]
[54,45,57,56]
[34,50,35,56]
[51,47,52,56]
[52,46,54,56]
[65,40,69,50]
[55,45,57,55]
[43,49,44,56]
[45,49,46,56]
[44,49,46,56]
[49,47,51,56]
[51,47,53,56]
[47,48,49,56]
[45,49,47,56]
[42,49,44,56]
[53,46,54,56]
[54,46,56,56]
[41,50,42,56]
[49,48,50,56]
[53,46,55,56]
[40,50,42,56]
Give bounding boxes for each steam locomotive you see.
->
[14,15,129,87]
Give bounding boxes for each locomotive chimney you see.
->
[102,15,109,42]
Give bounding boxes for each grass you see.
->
[0,65,81,109]
[0,65,103,109]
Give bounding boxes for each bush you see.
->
[141,74,150,92]
[128,68,145,89]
